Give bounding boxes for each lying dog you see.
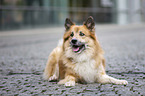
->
[43,16,128,86]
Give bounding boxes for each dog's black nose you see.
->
[71,39,77,44]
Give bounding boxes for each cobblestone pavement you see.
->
[0,24,145,96]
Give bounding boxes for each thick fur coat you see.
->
[43,16,128,86]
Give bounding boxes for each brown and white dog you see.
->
[43,16,128,86]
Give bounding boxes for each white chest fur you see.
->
[74,59,97,83]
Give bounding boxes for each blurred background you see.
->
[0,0,145,31]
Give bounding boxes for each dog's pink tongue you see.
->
[73,47,79,52]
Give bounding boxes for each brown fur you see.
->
[43,16,128,86]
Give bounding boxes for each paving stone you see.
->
[0,25,145,95]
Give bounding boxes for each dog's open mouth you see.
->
[72,44,85,53]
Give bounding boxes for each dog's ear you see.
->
[65,18,74,30]
[83,16,95,31]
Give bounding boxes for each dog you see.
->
[43,16,128,86]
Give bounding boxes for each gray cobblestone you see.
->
[0,24,145,95]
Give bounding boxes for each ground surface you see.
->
[0,24,145,96]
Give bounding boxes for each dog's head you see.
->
[63,16,99,55]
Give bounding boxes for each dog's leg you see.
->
[43,54,57,81]
[48,63,59,81]
[97,74,128,85]
[96,60,128,85]
[58,75,76,86]
[43,47,60,81]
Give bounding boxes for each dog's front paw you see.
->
[49,75,57,81]
[65,81,75,86]
[115,80,128,85]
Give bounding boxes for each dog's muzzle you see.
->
[70,39,86,53]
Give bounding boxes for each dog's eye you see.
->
[70,32,74,37]
[79,32,85,36]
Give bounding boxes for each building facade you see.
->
[0,0,144,30]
